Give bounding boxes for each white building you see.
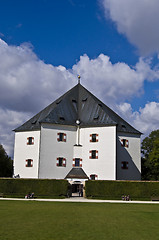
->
[13,81,141,191]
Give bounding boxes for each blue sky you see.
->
[0,0,159,155]
[0,0,137,67]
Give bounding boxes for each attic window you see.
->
[98,103,102,107]
[56,100,62,104]
[94,115,99,120]
[32,120,37,124]
[72,99,77,111]
[81,97,87,109]
[59,117,65,121]
[82,97,87,102]
[122,124,126,129]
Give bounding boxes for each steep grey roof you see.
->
[65,168,89,179]
[14,83,141,134]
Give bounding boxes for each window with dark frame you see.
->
[56,157,66,167]
[90,174,95,180]
[27,137,34,145]
[72,158,82,167]
[89,150,98,159]
[121,139,129,148]
[75,158,80,167]
[92,150,96,159]
[26,159,33,167]
[59,158,63,166]
[121,161,128,169]
[90,134,98,142]
[90,174,98,180]
[92,134,96,142]
[57,133,66,142]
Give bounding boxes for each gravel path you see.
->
[0,197,159,204]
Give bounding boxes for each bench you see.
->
[0,193,4,198]
[151,196,159,201]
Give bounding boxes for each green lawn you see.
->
[0,200,159,240]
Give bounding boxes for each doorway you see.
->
[71,182,83,197]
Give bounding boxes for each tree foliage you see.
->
[0,144,13,177]
[141,130,159,180]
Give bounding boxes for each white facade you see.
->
[39,124,76,179]
[13,124,141,180]
[80,126,116,180]
[14,130,40,178]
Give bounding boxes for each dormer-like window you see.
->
[121,139,129,148]
[57,133,66,142]
[26,159,33,167]
[27,137,34,145]
[90,134,98,142]
[89,150,98,159]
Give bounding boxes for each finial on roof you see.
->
[78,74,81,84]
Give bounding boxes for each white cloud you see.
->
[0,39,74,113]
[135,102,159,134]
[116,102,159,137]
[101,0,159,56]
[0,108,31,156]
[0,39,159,156]
[73,54,159,106]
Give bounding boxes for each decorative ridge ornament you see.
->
[78,74,81,84]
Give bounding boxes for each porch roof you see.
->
[65,168,89,179]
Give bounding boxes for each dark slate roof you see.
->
[65,168,89,179]
[14,83,141,134]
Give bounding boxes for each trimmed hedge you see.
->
[0,178,69,198]
[85,180,159,200]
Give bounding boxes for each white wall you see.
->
[13,130,40,178]
[39,124,76,179]
[117,133,141,180]
[13,124,140,181]
[80,126,116,180]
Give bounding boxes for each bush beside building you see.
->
[85,180,159,200]
[0,178,69,198]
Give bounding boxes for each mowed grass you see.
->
[0,201,159,240]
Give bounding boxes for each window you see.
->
[27,137,34,145]
[56,158,66,167]
[73,158,82,167]
[57,133,66,142]
[26,159,33,167]
[90,174,98,180]
[90,134,99,142]
[75,158,80,167]
[121,139,129,148]
[89,150,98,159]
[121,161,128,169]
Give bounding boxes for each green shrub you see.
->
[0,178,69,198]
[85,180,159,200]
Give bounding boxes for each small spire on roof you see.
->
[78,74,81,84]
